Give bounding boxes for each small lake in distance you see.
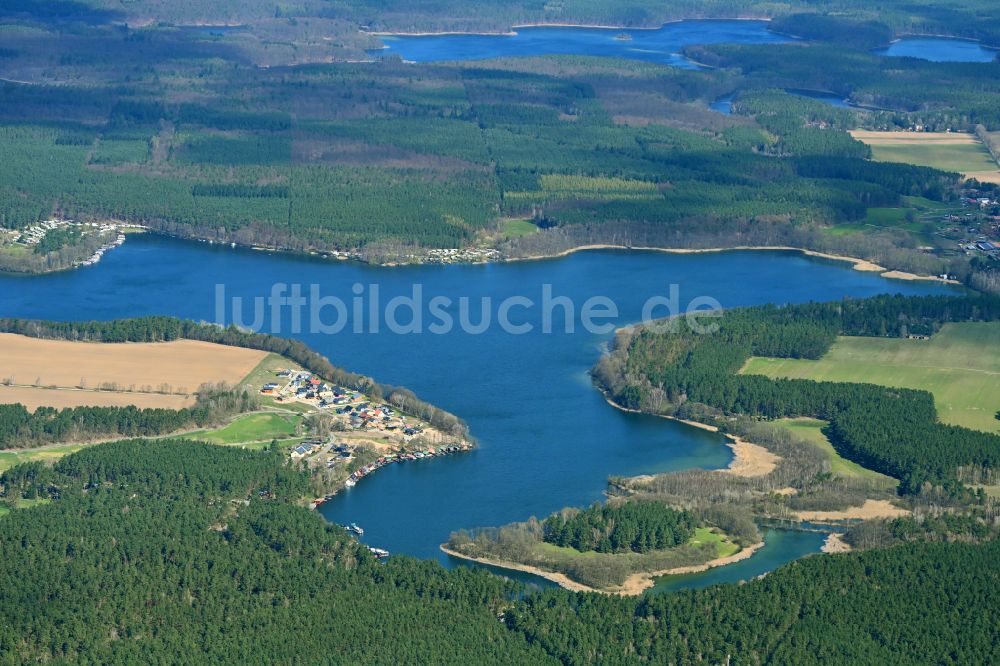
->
[710,95,733,115]
[372,19,793,67]
[874,37,997,62]
[785,88,854,109]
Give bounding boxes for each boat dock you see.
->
[309,443,473,508]
[345,444,473,489]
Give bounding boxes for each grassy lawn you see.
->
[263,398,316,414]
[0,443,87,473]
[902,195,953,212]
[742,322,1000,434]
[976,485,1000,499]
[775,418,896,482]
[826,195,960,240]
[822,224,866,237]
[0,415,304,473]
[869,141,997,175]
[0,497,53,519]
[689,526,740,558]
[187,412,300,445]
[16,497,51,509]
[501,218,539,239]
[240,352,297,387]
[865,207,909,226]
[241,354,322,413]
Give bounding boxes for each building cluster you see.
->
[265,369,423,436]
[419,247,500,264]
[3,219,130,267]
[935,193,1000,262]
[78,231,126,267]
[343,443,472,488]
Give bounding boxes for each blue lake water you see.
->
[874,37,997,62]
[710,95,733,115]
[785,88,854,109]
[0,235,961,590]
[373,19,793,67]
[649,528,827,593]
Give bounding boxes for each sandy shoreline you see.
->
[369,29,516,37]
[794,499,909,521]
[509,244,964,283]
[821,533,852,553]
[441,546,599,592]
[442,391,775,595]
[441,541,765,595]
[25,225,958,287]
[600,393,780,477]
[514,244,868,271]
[722,438,780,477]
[618,541,765,595]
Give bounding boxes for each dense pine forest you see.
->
[0,437,996,663]
[0,395,245,448]
[7,0,1000,42]
[594,294,1000,491]
[542,501,696,553]
[2,2,1000,661]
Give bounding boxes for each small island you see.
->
[443,499,760,594]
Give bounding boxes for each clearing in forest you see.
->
[850,130,1000,183]
[741,322,1000,434]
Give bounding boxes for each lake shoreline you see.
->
[598,391,779,477]
[440,540,766,595]
[436,391,776,595]
[364,17,773,39]
[0,222,961,287]
[506,244,959,283]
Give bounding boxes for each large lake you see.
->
[0,235,961,590]
[373,19,793,67]
[376,22,997,68]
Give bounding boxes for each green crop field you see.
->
[868,142,997,175]
[188,412,300,445]
[743,322,1000,433]
[774,418,896,482]
[0,443,87,473]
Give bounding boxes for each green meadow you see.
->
[774,417,896,482]
[187,412,300,445]
[869,141,997,175]
[743,322,1000,434]
[0,444,87,473]
[500,218,540,239]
